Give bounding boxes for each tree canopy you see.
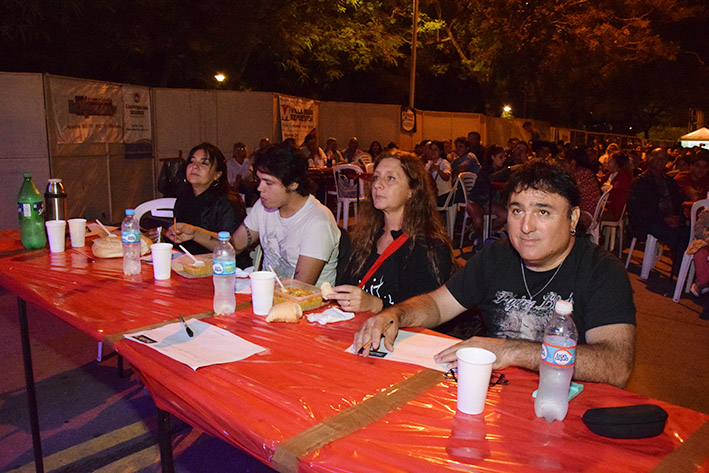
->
[2,0,707,134]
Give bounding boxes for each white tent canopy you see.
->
[681,127,709,148]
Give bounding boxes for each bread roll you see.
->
[321,282,335,299]
[182,261,211,276]
[266,301,303,323]
[92,233,152,258]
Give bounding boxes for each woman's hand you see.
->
[327,285,384,314]
[166,222,196,243]
[147,227,161,243]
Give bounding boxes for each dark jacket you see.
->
[627,170,684,240]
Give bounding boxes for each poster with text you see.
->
[49,76,123,144]
[278,95,318,146]
[123,86,153,157]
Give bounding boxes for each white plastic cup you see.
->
[45,220,66,253]
[456,347,496,415]
[249,271,276,315]
[68,218,87,247]
[150,243,173,280]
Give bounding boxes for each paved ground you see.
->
[1,245,707,472]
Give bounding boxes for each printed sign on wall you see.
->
[49,76,123,144]
[278,95,318,146]
[123,86,153,157]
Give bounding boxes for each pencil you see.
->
[357,320,394,354]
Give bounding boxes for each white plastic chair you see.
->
[587,186,612,244]
[134,197,176,225]
[358,153,372,165]
[625,234,663,280]
[365,162,375,174]
[456,172,478,248]
[600,204,626,258]
[333,164,365,229]
[437,177,460,239]
[673,198,709,302]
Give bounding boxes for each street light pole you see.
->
[409,0,419,109]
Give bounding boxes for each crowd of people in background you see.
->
[157,128,709,301]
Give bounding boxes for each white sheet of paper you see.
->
[347,330,459,372]
[125,319,264,370]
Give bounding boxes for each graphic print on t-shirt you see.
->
[491,291,574,341]
[363,276,394,307]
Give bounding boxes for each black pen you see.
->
[357,320,394,354]
[178,314,194,337]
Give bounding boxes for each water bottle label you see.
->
[213,259,236,276]
[18,202,44,218]
[540,341,576,366]
[122,231,140,244]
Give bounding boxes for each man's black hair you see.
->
[254,143,312,196]
[506,159,581,212]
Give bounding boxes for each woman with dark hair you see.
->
[368,141,383,160]
[601,150,633,221]
[565,147,601,228]
[425,140,453,206]
[170,142,242,254]
[327,150,455,313]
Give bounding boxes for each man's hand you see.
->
[353,312,400,356]
[433,336,512,369]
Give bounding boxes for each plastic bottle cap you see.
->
[218,231,230,241]
[126,209,135,215]
[554,300,573,315]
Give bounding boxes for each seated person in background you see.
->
[328,151,455,313]
[600,150,633,221]
[354,160,636,388]
[674,152,709,202]
[302,134,327,168]
[467,131,486,162]
[564,148,601,229]
[170,144,340,286]
[451,137,481,177]
[628,148,689,276]
[466,146,509,239]
[227,142,258,207]
[343,137,365,164]
[598,143,620,175]
[169,142,242,255]
[325,137,344,166]
[685,208,709,296]
[250,137,271,161]
[368,141,383,161]
[425,140,453,206]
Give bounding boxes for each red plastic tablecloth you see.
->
[116,310,708,473]
[2,230,707,472]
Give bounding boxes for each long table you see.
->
[2,230,707,473]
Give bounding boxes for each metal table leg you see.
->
[157,407,175,473]
[18,297,44,473]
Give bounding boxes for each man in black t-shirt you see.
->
[353,160,636,388]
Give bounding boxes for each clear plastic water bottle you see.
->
[121,209,141,275]
[213,231,236,314]
[17,173,47,250]
[534,300,577,422]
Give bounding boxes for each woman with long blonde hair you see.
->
[328,150,455,313]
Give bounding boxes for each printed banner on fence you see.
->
[278,95,317,146]
[49,76,123,144]
[123,86,153,157]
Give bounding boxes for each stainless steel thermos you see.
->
[45,178,67,221]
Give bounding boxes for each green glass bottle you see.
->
[17,173,47,249]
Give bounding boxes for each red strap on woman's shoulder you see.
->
[358,233,410,288]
